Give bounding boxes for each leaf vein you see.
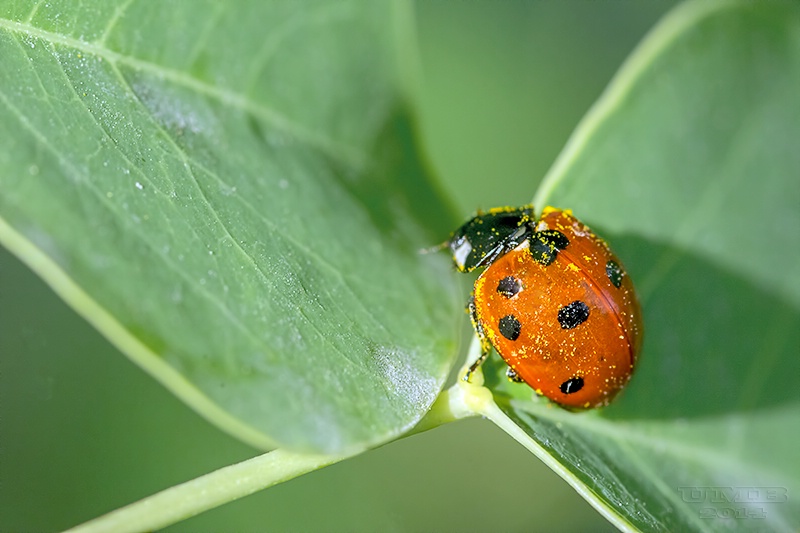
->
[0,16,368,169]
[101,58,380,371]
[0,84,279,362]
[96,0,137,47]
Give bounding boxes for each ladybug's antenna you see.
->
[418,240,450,255]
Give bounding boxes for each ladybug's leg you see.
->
[506,367,524,383]
[463,295,493,382]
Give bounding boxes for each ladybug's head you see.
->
[447,205,535,272]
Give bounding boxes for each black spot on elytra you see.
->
[529,230,569,266]
[606,260,624,288]
[498,315,521,340]
[560,377,584,395]
[496,276,522,298]
[558,300,590,329]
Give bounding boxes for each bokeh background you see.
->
[1,2,677,531]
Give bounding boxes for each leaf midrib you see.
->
[0,16,367,167]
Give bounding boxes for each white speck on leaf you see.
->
[132,79,216,136]
[372,346,437,411]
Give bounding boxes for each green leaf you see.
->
[480,1,800,531]
[0,0,460,454]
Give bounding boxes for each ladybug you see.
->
[446,205,642,408]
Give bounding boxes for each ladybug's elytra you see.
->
[446,205,642,409]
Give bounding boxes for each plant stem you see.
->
[64,449,348,533]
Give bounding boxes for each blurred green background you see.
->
[1,2,676,531]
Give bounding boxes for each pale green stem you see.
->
[64,449,347,533]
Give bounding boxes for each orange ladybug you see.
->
[446,205,642,408]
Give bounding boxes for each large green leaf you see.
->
[477,1,800,531]
[0,0,460,454]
